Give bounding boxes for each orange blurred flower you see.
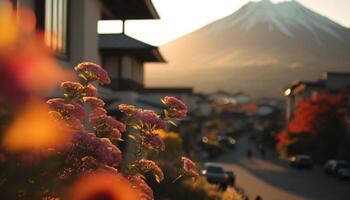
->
[67,172,139,200]
[2,99,72,152]
[0,1,18,53]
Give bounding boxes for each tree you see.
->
[277,92,348,161]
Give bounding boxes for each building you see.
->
[284,72,350,122]
[13,0,160,69]
[99,34,165,92]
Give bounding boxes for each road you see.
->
[210,135,350,200]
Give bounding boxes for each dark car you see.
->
[324,160,350,175]
[202,165,228,190]
[290,155,313,169]
[225,171,235,186]
[324,160,337,174]
[324,160,348,174]
[218,136,236,149]
[337,167,350,180]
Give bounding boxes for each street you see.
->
[211,135,350,200]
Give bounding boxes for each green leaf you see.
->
[132,124,141,130]
[128,134,137,141]
[155,174,161,183]
[79,73,87,81]
[167,120,177,127]
[160,98,166,105]
[163,109,168,118]
[138,173,146,180]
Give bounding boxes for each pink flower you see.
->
[149,134,165,151]
[100,138,122,166]
[127,175,154,200]
[162,96,188,119]
[119,104,167,130]
[88,108,108,127]
[60,81,84,92]
[89,107,108,119]
[84,84,97,96]
[60,81,84,99]
[119,104,138,114]
[47,98,70,110]
[136,110,167,130]
[73,132,121,166]
[71,103,85,120]
[74,62,111,84]
[138,159,164,182]
[83,97,105,107]
[65,116,85,131]
[181,156,199,180]
[112,128,122,140]
[47,99,85,121]
[181,156,196,171]
[105,116,126,132]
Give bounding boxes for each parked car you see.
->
[225,171,236,186]
[324,160,337,174]
[218,136,236,149]
[324,160,350,175]
[201,164,228,190]
[337,167,350,180]
[290,155,313,169]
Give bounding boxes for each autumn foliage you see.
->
[277,92,349,161]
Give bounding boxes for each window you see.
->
[44,0,68,57]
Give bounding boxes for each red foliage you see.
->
[288,92,347,135]
[277,91,348,148]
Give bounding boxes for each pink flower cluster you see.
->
[74,62,111,84]
[84,84,97,96]
[47,98,85,131]
[43,61,194,200]
[89,107,126,140]
[119,104,167,130]
[147,133,165,152]
[162,96,188,119]
[73,132,121,167]
[138,159,164,182]
[181,156,199,180]
[83,97,105,107]
[128,175,154,200]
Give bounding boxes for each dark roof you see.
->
[289,80,324,91]
[142,87,193,94]
[99,34,165,62]
[101,0,160,20]
[323,71,350,78]
[300,81,325,87]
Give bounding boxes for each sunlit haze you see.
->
[98,0,350,46]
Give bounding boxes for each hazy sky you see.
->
[98,0,350,46]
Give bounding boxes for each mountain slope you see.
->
[145,0,350,98]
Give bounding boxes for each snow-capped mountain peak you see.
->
[207,0,343,42]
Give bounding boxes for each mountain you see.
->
[145,0,350,98]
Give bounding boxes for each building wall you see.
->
[17,0,102,69]
[61,0,101,68]
[121,55,144,84]
[104,55,120,78]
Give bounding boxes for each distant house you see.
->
[284,72,350,122]
[99,34,165,92]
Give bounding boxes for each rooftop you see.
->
[101,0,160,20]
[99,34,165,62]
